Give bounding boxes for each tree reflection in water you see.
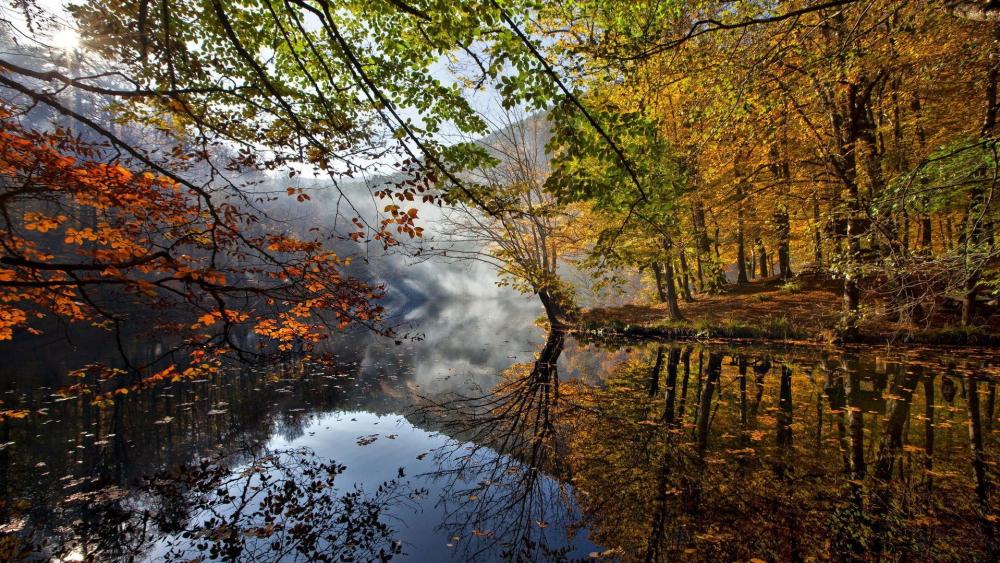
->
[149,446,410,562]
[2,327,999,561]
[419,332,1000,561]
[13,445,410,562]
[415,331,595,561]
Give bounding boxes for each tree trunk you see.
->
[652,262,667,303]
[695,252,705,293]
[775,207,793,279]
[538,289,566,330]
[737,224,749,286]
[663,259,684,321]
[678,250,695,301]
[692,201,710,292]
[755,239,769,278]
[813,191,824,268]
[920,215,933,250]
[912,93,935,255]
[736,183,749,286]
[770,144,795,278]
[711,223,728,289]
[663,237,685,320]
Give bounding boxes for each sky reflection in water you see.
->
[2,287,1000,561]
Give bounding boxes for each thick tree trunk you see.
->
[652,262,667,303]
[663,258,684,320]
[538,289,566,330]
[820,54,878,338]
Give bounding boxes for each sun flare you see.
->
[49,28,81,51]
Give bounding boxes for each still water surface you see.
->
[1,293,999,561]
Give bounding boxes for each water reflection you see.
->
[576,339,996,560]
[413,332,596,561]
[2,312,1000,560]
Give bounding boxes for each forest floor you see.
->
[577,276,1000,346]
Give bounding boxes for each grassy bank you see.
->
[575,278,1000,347]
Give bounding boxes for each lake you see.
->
[1,291,999,561]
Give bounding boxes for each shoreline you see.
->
[572,278,1000,348]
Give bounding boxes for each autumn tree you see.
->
[0,0,612,400]
[435,111,585,328]
[0,108,383,412]
[547,95,690,320]
[541,0,1000,335]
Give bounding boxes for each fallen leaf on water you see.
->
[356,434,379,446]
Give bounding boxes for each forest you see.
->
[0,1,999,561]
